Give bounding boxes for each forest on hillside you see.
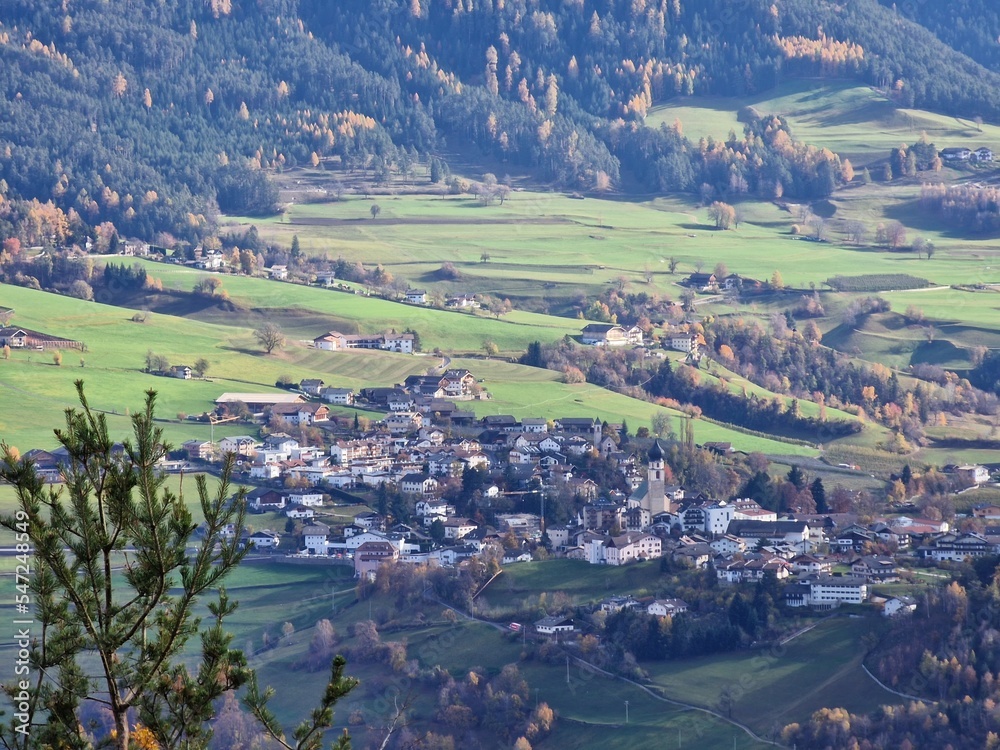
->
[2,0,1000,244]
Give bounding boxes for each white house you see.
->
[288,491,324,507]
[534,616,575,635]
[321,387,355,405]
[647,599,688,617]
[248,530,280,549]
[302,523,331,555]
[405,289,428,304]
[710,534,746,557]
[670,333,700,353]
[249,464,282,481]
[588,532,662,566]
[883,596,917,617]
[443,518,478,539]
[400,473,439,496]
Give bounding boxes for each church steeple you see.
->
[648,439,665,481]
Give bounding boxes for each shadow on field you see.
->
[883,198,1000,239]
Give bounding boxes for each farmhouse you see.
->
[22,449,64,482]
[918,532,993,562]
[0,326,82,350]
[0,328,27,348]
[404,289,428,304]
[170,365,192,380]
[974,147,994,162]
[580,323,643,347]
[246,489,286,512]
[956,464,990,485]
[446,294,479,309]
[727,519,811,548]
[268,265,288,280]
[299,378,325,396]
[313,330,415,354]
[685,272,718,291]
[940,147,972,161]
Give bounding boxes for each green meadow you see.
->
[643,616,899,738]
[0,280,830,455]
[646,79,1000,164]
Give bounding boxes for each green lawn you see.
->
[482,559,662,608]
[643,616,900,737]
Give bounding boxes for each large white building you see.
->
[786,575,869,609]
[587,532,662,566]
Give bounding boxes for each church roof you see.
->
[648,439,665,461]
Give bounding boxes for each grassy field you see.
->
[132,258,585,353]
[643,616,899,738]
[646,79,1000,165]
[0,281,833,454]
[479,559,665,612]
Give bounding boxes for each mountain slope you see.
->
[1,0,1000,244]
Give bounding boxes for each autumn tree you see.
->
[707,201,736,230]
[0,384,358,749]
[254,322,286,354]
[111,72,128,97]
[370,204,381,219]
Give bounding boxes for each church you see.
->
[628,440,677,516]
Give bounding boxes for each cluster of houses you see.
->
[940,146,994,163]
[20,362,998,618]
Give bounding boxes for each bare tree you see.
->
[811,217,827,241]
[886,221,907,250]
[845,220,867,245]
[254,322,286,354]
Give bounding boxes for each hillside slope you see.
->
[2,0,1000,243]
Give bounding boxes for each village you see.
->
[18,353,1000,638]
